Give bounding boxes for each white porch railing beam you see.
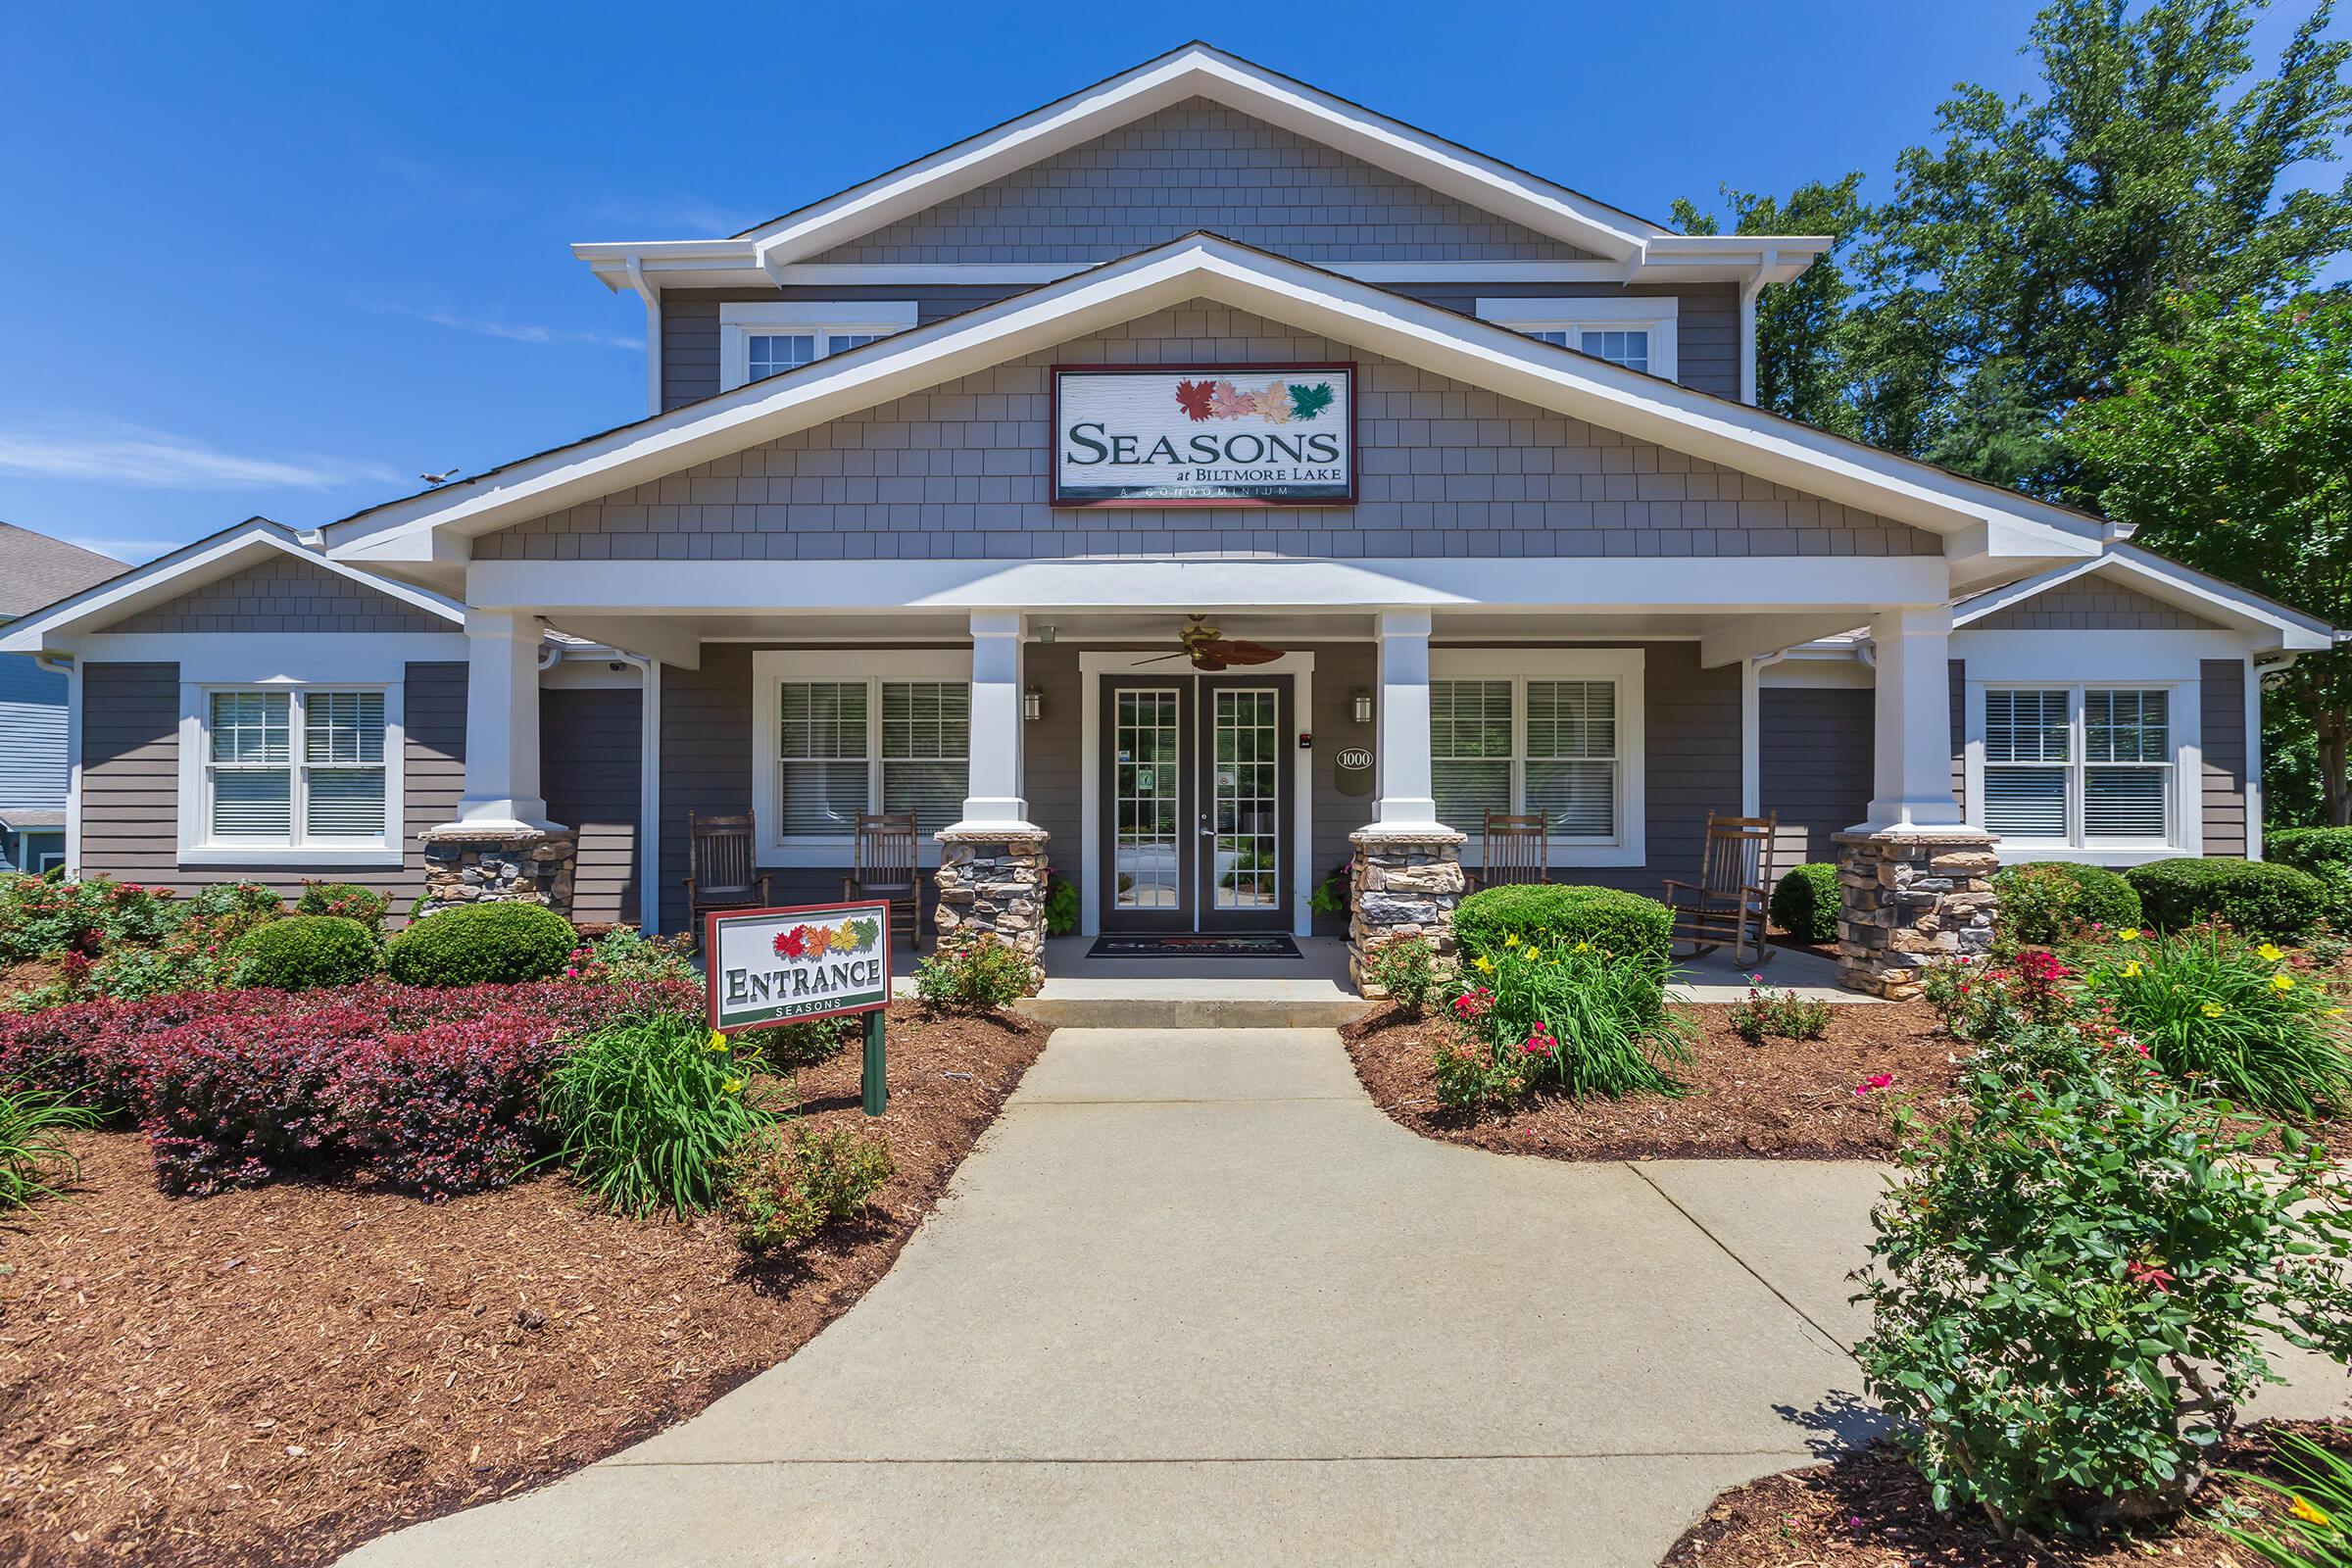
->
[1858,605,1966,832]
[1373,608,1443,830]
[952,609,1036,831]
[447,608,561,832]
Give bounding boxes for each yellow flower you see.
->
[2292,1496,2332,1528]
[1574,941,1592,954]
[721,1077,743,1095]
[2123,960,2142,979]
[1474,956,1494,974]
[706,1030,730,1053]
[1524,948,1541,962]
[2259,943,2285,962]
[1504,932,1520,948]
[2119,929,2141,943]
[2274,972,2298,993]
[2201,1001,2227,1019]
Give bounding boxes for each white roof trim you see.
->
[326,234,2109,565]
[1951,544,2335,650]
[0,519,465,655]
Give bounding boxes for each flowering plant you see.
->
[1729,977,1833,1046]
[1436,936,1690,1107]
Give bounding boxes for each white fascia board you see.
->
[1953,546,2335,650]
[464,554,1950,615]
[333,237,2111,567]
[0,519,463,654]
[730,45,1665,270]
[584,255,1835,292]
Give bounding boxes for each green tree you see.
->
[1672,175,1867,432]
[2064,287,2352,825]
[1857,0,2352,500]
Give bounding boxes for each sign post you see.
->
[706,900,894,1116]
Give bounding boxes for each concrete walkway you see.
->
[344,1027,2346,1568]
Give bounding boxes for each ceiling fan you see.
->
[1135,614,1283,672]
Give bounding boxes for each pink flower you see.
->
[1854,1073,1893,1098]
[2126,1260,2177,1293]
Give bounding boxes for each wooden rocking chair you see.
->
[843,810,925,953]
[1661,810,1778,967]
[683,811,770,951]
[1466,809,1550,894]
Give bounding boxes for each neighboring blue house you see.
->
[0,523,121,873]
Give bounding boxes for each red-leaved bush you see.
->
[0,976,697,1198]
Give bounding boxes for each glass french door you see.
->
[1098,674,1293,934]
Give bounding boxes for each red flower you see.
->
[2126,1260,2177,1293]
[1854,1072,1893,1098]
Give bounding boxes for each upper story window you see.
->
[719,302,919,392]
[1477,296,1679,383]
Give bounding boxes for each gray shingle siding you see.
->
[78,660,465,919]
[1760,687,1873,865]
[808,99,1596,268]
[487,301,1934,564]
[1973,579,2223,632]
[100,557,451,635]
[2200,659,2249,858]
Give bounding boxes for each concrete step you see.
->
[1014,993,1368,1029]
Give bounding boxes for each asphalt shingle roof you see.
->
[0,523,122,617]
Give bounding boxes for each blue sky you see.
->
[1,0,2340,564]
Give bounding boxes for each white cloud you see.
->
[370,301,642,352]
[0,420,398,491]
[585,194,759,237]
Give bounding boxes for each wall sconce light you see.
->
[1351,688,1373,724]
[1023,687,1044,721]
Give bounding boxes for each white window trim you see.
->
[175,680,406,867]
[1474,295,1679,382]
[1964,679,2203,865]
[718,300,920,392]
[1429,647,1646,867]
[751,648,971,867]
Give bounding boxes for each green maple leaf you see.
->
[1288,382,1334,421]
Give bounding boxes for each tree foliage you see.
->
[1672,175,1867,432]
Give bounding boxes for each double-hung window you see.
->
[200,688,392,852]
[1428,653,1644,864]
[1981,685,2176,849]
[718,302,918,391]
[1476,297,1679,382]
[758,654,970,859]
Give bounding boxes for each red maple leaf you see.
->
[1173,379,1215,421]
[773,927,807,959]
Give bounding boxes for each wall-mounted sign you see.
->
[1335,746,1374,798]
[707,901,892,1031]
[1053,364,1355,507]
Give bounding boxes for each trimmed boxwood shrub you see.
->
[297,880,387,933]
[1451,883,1673,971]
[2122,858,2326,941]
[1990,860,2143,945]
[2269,826,2352,874]
[228,915,382,991]
[386,902,577,987]
[1769,863,1839,944]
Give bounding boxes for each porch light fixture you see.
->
[1351,688,1373,724]
[1023,686,1044,721]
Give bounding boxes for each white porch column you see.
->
[1372,608,1442,828]
[450,608,558,831]
[1859,605,1966,832]
[952,610,1036,831]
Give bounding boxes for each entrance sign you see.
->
[706,901,892,1115]
[1053,364,1355,507]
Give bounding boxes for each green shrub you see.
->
[0,1083,96,1208]
[0,875,179,965]
[720,1123,895,1250]
[386,902,577,987]
[539,1010,774,1217]
[764,1016,858,1067]
[573,927,699,987]
[1364,935,1440,1015]
[1768,863,1839,945]
[1728,980,1832,1045]
[2269,827,2352,875]
[1043,875,1079,938]
[2080,926,2352,1119]
[913,933,1032,1013]
[1442,937,1690,1106]
[228,916,382,992]
[1993,861,2144,945]
[2124,858,2325,941]
[1857,1018,2352,1533]
[296,881,386,933]
[1450,883,1674,973]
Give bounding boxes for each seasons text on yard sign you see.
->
[1053,363,1355,507]
[707,901,891,1031]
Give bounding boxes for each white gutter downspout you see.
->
[624,255,662,418]
[605,650,662,935]
[33,653,78,878]
[1738,247,1777,407]
[1741,648,1793,817]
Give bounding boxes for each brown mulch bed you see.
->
[1344,1000,1957,1160]
[0,1002,1047,1568]
[1661,1425,2345,1567]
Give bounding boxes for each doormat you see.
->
[1087,934,1303,960]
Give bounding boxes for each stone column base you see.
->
[933,826,1050,993]
[416,826,578,920]
[1348,826,1468,997]
[1833,827,2000,1000]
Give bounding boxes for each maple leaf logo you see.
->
[1287,382,1335,421]
[1173,379,1215,421]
